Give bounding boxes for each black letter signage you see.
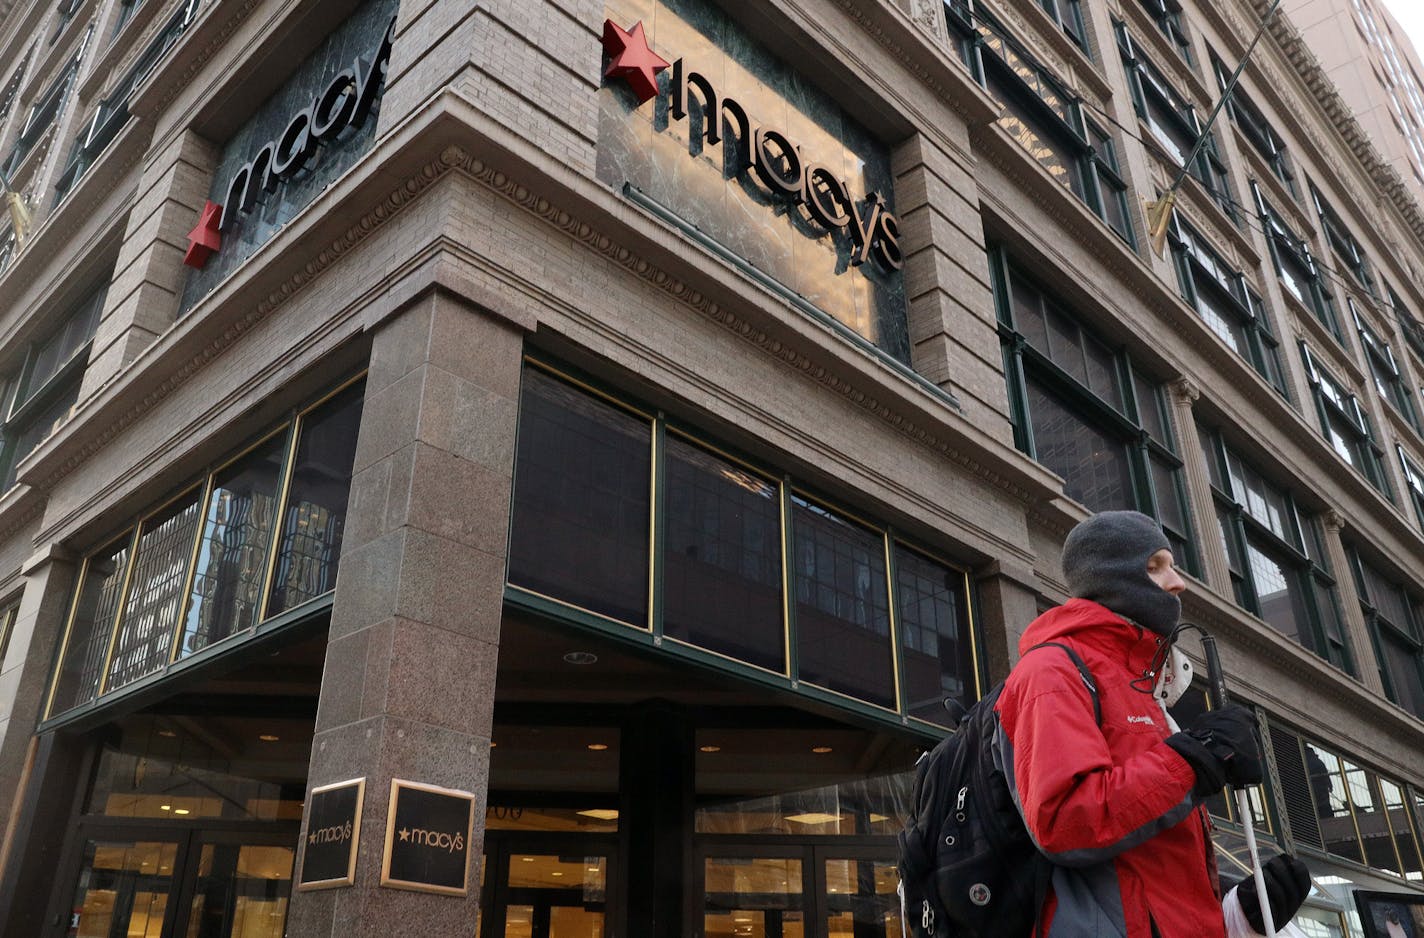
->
[297,777,365,891]
[380,779,476,896]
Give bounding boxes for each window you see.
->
[2,38,87,178]
[1039,0,1088,51]
[945,0,977,70]
[1255,183,1342,340]
[1301,344,1391,497]
[1270,724,1424,880]
[505,361,978,727]
[1391,287,1424,362]
[1400,446,1424,533]
[0,284,104,491]
[1354,300,1419,431]
[1349,548,1424,720]
[1137,0,1192,62]
[49,0,83,45]
[994,250,1196,569]
[46,378,365,717]
[0,600,19,668]
[54,0,201,201]
[972,8,1136,243]
[1169,217,1286,393]
[1119,25,1235,221]
[1214,59,1296,197]
[1313,185,1376,297]
[1200,427,1353,670]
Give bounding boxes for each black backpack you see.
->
[896,642,1101,938]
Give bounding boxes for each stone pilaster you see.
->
[1168,377,1230,592]
[1319,508,1386,694]
[286,288,525,937]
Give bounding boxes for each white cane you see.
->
[1202,634,1275,938]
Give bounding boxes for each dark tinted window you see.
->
[896,545,973,725]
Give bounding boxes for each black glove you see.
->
[1237,854,1311,934]
[1164,704,1262,797]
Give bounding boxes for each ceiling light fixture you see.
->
[563,651,598,665]
[699,745,721,753]
[258,734,280,742]
[811,746,833,754]
[587,743,609,751]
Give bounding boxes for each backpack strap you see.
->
[1026,641,1102,726]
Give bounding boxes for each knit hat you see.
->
[1062,510,1180,635]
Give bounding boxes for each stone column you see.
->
[285,287,526,937]
[1319,508,1385,694]
[81,129,219,398]
[1168,378,1230,592]
[0,548,81,935]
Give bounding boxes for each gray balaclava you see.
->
[1061,510,1180,635]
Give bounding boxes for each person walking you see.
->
[994,510,1310,937]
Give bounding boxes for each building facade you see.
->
[0,0,1422,936]
[1284,0,1424,219]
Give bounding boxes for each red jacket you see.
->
[994,599,1224,938]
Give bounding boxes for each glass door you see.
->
[55,825,296,938]
[480,835,617,938]
[699,844,902,938]
[63,836,183,938]
[177,832,295,938]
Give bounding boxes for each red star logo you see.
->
[183,200,223,268]
[602,19,668,104]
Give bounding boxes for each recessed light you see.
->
[552,871,563,877]
[173,808,191,815]
[577,809,619,821]
[699,745,721,753]
[160,805,171,811]
[521,857,535,863]
[786,812,842,825]
[258,734,280,742]
[563,651,598,665]
[587,743,608,751]
[811,746,833,754]
[157,730,176,738]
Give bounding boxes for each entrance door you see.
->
[479,833,619,938]
[56,824,297,938]
[700,844,901,938]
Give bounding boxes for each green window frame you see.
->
[1400,446,1424,535]
[1199,426,1354,672]
[0,283,106,491]
[504,358,982,732]
[1348,546,1424,720]
[1301,344,1391,498]
[1255,182,1344,342]
[1393,287,1424,363]
[1039,0,1089,52]
[1118,22,1235,223]
[958,4,1135,245]
[1137,0,1192,63]
[1312,184,1376,297]
[992,248,1197,572]
[1353,299,1420,432]
[0,599,19,669]
[1212,55,1296,198]
[1169,216,1287,394]
[44,375,365,720]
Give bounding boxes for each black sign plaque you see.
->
[297,777,365,890]
[381,779,475,896]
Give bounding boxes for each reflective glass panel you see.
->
[185,843,294,938]
[705,857,804,938]
[1380,778,1424,879]
[1245,536,1309,644]
[266,381,364,616]
[67,840,177,938]
[51,537,132,713]
[1025,378,1132,511]
[1305,742,1363,863]
[180,435,286,657]
[791,496,893,708]
[506,854,607,937]
[508,368,651,626]
[663,434,784,671]
[107,490,203,690]
[895,545,973,726]
[825,858,901,938]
